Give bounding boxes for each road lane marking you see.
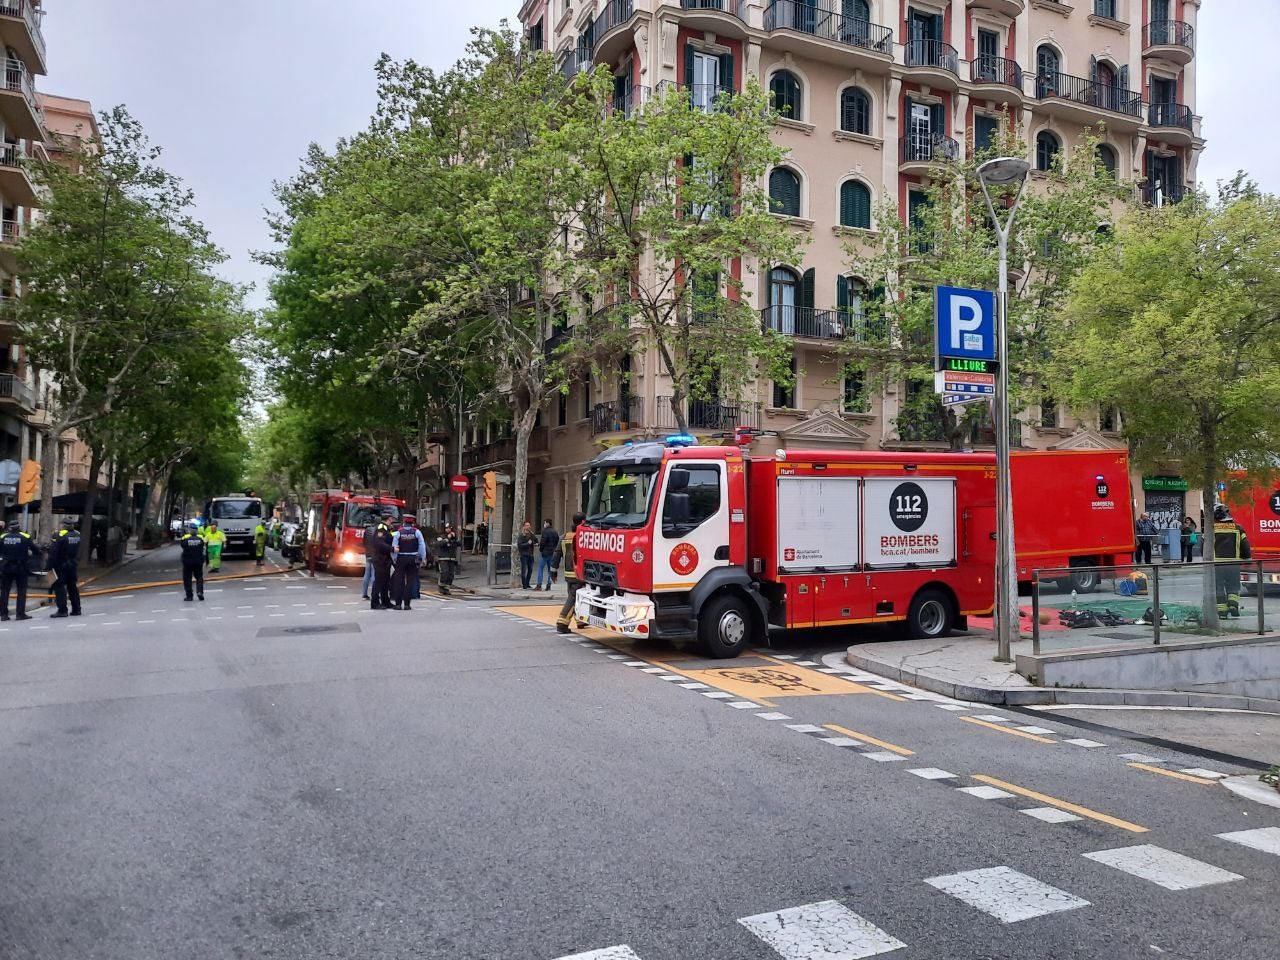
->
[973,714,1012,723]
[924,866,1089,923]
[755,712,792,720]
[1021,807,1082,824]
[1083,844,1242,890]
[958,785,1016,800]
[933,703,969,712]
[1127,763,1215,785]
[554,948,641,960]
[785,724,826,733]
[908,768,957,780]
[970,775,1148,833]
[1179,768,1226,780]
[738,899,906,958]
[1217,827,1280,857]
[727,701,761,709]
[1064,738,1106,748]
[823,724,915,756]
[1014,725,1056,735]
[960,717,1056,743]
[1119,753,1167,764]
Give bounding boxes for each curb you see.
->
[843,647,1280,713]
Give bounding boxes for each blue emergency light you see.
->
[665,434,697,447]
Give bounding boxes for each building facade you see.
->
[474,0,1201,541]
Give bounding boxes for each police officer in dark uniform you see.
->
[48,516,83,618]
[390,514,428,611]
[369,512,395,610]
[179,522,208,602]
[0,519,38,621]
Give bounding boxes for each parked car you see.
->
[280,522,303,562]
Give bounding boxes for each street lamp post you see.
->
[975,156,1030,663]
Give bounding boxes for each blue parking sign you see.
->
[935,286,996,366]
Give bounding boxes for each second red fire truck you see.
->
[304,490,405,573]
[573,439,1134,657]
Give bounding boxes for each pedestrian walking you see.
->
[48,516,83,618]
[1134,513,1158,565]
[179,523,207,602]
[475,520,488,556]
[517,520,537,590]
[253,519,268,567]
[0,520,37,621]
[369,512,394,610]
[555,512,585,634]
[204,521,227,573]
[435,523,460,596]
[390,514,428,610]
[536,519,559,591]
[1179,516,1197,564]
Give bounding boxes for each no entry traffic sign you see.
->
[450,474,471,494]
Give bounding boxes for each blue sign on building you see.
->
[934,285,997,368]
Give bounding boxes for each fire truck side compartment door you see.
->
[862,477,957,569]
[775,476,861,572]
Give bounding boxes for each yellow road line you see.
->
[1127,762,1216,785]
[823,724,915,756]
[971,774,1149,833]
[959,716,1056,743]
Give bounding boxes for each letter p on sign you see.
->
[948,295,984,351]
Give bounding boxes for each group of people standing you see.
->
[360,514,462,609]
[0,516,82,620]
[517,519,562,591]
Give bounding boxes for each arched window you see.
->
[839,180,871,229]
[1035,44,1061,97]
[1096,143,1118,178]
[840,87,871,135]
[768,167,801,217]
[769,69,802,121]
[1035,130,1060,172]
[767,267,800,335]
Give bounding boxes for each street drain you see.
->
[256,623,362,638]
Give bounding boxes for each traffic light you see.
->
[17,459,39,504]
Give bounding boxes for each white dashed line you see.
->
[1064,738,1106,748]
[908,768,957,780]
[925,866,1089,923]
[738,900,906,959]
[755,712,792,721]
[957,785,1015,800]
[1083,845,1243,890]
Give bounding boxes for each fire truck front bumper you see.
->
[575,586,654,639]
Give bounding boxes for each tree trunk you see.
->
[508,403,538,588]
[668,390,688,435]
[1200,473,1219,631]
[34,423,66,542]
[76,447,104,567]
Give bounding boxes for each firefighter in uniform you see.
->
[390,515,428,611]
[179,522,208,601]
[434,523,460,596]
[369,513,395,610]
[1213,503,1252,619]
[0,520,38,621]
[555,512,585,634]
[48,516,83,618]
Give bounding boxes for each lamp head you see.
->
[976,157,1031,186]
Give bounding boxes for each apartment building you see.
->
[472,0,1201,539]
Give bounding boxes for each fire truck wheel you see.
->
[907,589,954,639]
[1057,559,1099,594]
[699,594,754,659]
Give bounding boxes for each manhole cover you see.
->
[256,623,362,638]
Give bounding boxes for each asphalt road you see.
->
[1,545,1278,960]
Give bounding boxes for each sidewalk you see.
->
[844,630,1280,712]
[438,562,564,603]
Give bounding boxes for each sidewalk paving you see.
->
[845,630,1280,712]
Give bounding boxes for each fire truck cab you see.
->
[305,490,405,573]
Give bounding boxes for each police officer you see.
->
[555,512,586,634]
[1213,503,1252,619]
[48,516,83,618]
[434,523,460,596]
[179,521,208,601]
[369,512,395,610]
[390,514,428,611]
[0,519,38,621]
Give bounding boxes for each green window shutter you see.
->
[720,52,735,95]
[1119,64,1129,92]
[930,101,944,137]
[974,115,997,153]
[800,268,815,310]
[1089,54,1098,87]
[840,181,870,228]
[684,44,695,86]
[836,276,848,312]
[931,13,943,41]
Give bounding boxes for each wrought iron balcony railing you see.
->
[1147,101,1193,131]
[1143,19,1194,50]
[0,2,45,68]
[761,305,890,342]
[763,1,894,53]
[900,133,960,165]
[971,55,1023,89]
[903,38,959,75]
[1035,69,1143,117]
[591,396,644,436]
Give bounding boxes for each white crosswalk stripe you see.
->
[925,866,1090,923]
[1020,807,1083,824]
[738,899,906,959]
[1082,844,1243,890]
[554,947,642,960]
[1217,827,1280,857]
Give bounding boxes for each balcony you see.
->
[969,55,1024,105]
[0,140,35,207]
[762,1,894,72]
[1146,101,1194,144]
[593,0,638,64]
[966,0,1023,17]
[0,58,41,141]
[559,50,580,81]
[1143,19,1194,65]
[608,84,650,118]
[591,396,644,436]
[902,39,960,90]
[0,2,46,76]
[761,305,889,343]
[461,428,549,471]
[0,372,32,412]
[0,218,21,272]
[899,133,959,174]
[654,80,734,113]
[1034,70,1143,127]
[678,0,748,38]
[655,396,760,432]
[1141,180,1187,207]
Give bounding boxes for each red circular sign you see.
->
[670,543,699,575]
[450,474,471,493]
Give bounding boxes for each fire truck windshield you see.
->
[584,465,658,529]
[346,503,401,527]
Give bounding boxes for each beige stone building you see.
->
[470,0,1201,545]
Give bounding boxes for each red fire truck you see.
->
[304,490,405,573]
[1231,478,1280,595]
[573,440,1134,658]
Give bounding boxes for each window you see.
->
[1035,44,1060,97]
[558,392,567,426]
[1093,0,1117,19]
[212,499,263,520]
[768,267,799,335]
[1035,130,1060,172]
[662,465,721,538]
[840,87,871,135]
[839,180,871,229]
[1040,395,1058,428]
[691,269,719,322]
[347,503,401,527]
[772,355,796,409]
[975,28,1000,81]
[1100,406,1118,432]
[527,19,544,50]
[843,372,867,413]
[686,46,733,112]
[770,69,802,121]
[907,189,931,253]
[582,382,591,420]
[768,167,801,217]
[974,115,998,154]
[1096,143,1117,178]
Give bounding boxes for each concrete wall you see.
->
[1018,635,1280,701]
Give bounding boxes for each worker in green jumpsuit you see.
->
[205,521,227,573]
[253,520,267,567]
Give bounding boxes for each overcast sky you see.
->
[42,1,1276,310]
